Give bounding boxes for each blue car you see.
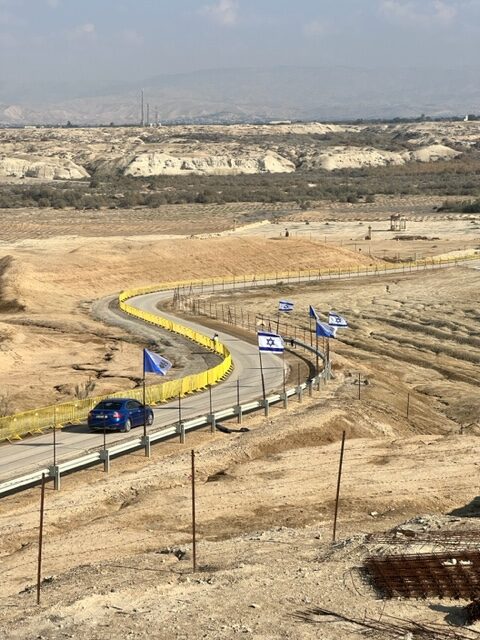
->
[88,398,154,432]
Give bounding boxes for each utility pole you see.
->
[140,89,144,127]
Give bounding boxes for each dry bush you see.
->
[74,377,96,400]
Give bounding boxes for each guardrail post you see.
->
[262,399,269,417]
[235,405,243,424]
[297,386,303,403]
[142,435,152,458]
[177,422,186,444]
[208,414,216,433]
[99,449,110,473]
[49,465,61,491]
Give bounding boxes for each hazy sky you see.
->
[1,0,479,95]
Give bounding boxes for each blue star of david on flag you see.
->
[278,300,294,312]
[257,331,285,353]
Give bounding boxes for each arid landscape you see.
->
[0,122,479,638]
[0,120,476,181]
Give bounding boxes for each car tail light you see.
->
[112,411,121,419]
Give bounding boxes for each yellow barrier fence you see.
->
[0,250,477,442]
[0,287,232,442]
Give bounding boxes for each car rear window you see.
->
[95,401,123,410]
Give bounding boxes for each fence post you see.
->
[49,465,61,491]
[236,379,242,424]
[297,386,303,403]
[332,431,346,542]
[177,422,185,444]
[191,450,197,573]
[142,435,152,458]
[99,449,110,473]
[36,473,46,605]
[263,399,269,417]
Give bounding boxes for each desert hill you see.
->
[0,121,472,181]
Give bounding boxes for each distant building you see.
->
[269,120,292,125]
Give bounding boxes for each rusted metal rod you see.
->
[332,430,346,542]
[36,473,46,605]
[191,449,197,573]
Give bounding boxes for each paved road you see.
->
[0,292,285,482]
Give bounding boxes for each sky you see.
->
[1,0,480,98]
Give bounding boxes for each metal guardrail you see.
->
[0,360,330,496]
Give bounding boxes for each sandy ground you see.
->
[1,354,480,638]
[0,201,479,638]
[0,233,379,412]
[0,196,477,412]
[201,266,480,431]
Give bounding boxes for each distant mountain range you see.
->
[1,66,479,125]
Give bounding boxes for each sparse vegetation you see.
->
[1,153,479,210]
[74,377,97,400]
[0,393,13,417]
[439,198,480,213]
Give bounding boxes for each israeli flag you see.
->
[143,348,172,375]
[309,305,319,321]
[316,321,337,338]
[328,312,348,328]
[279,300,294,312]
[258,331,285,353]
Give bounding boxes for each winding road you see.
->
[0,290,285,484]
[0,257,478,488]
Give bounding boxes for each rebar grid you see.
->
[365,551,480,600]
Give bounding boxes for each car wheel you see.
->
[147,413,154,426]
[123,419,132,432]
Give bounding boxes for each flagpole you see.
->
[258,349,267,402]
[276,309,280,334]
[282,349,286,395]
[309,316,313,347]
[315,325,319,376]
[143,361,147,442]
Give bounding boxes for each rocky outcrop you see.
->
[96,151,296,177]
[0,156,89,180]
[301,144,461,171]
[410,144,461,162]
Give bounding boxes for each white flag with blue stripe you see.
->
[258,331,285,353]
[278,300,294,312]
[328,312,348,328]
